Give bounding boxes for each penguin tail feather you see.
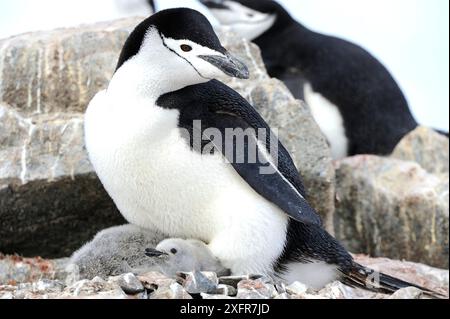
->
[341,263,447,299]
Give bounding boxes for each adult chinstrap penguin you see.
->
[84,8,442,296]
[200,0,448,158]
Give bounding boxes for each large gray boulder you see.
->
[392,126,449,177]
[0,18,334,257]
[334,155,449,269]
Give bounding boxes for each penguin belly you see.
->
[304,83,349,159]
[85,91,289,276]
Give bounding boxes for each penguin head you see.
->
[200,0,291,40]
[114,8,249,97]
[146,238,228,275]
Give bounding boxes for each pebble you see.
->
[112,273,145,295]
[286,282,308,295]
[149,282,192,300]
[177,271,218,295]
[236,279,277,299]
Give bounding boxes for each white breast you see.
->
[304,83,349,159]
[84,91,288,275]
[281,261,339,289]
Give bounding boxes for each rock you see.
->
[32,279,65,293]
[392,126,449,176]
[177,271,218,295]
[0,286,18,299]
[219,275,263,288]
[284,281,361,300]
[0,279,64,299]
[388,287,424,299]
[0,291,14,299]
[149,283,193,300]
[219,31,335,230]
[274,282,287,294]
[0,255,68,285]
[318,282,358,300]
[63,276,127,299]
[335,155,449,269]
[215,284,237,297]
[0,18,139,258]
[236,279,277,299]
[137,272,192,299]
[137,272,175,292]
[0,18,139,115]
[111,273,144,295]
[354,255,449,297]
[0,18,334,258]
[290,293,328,300]
[201,293,234,299]
[285,282,308,295]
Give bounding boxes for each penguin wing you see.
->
[157,80,322,226]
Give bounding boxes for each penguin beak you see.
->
[199,52,250,79]
[199,0,229,10]
[145,248,168,258]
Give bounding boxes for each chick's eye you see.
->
[180,44,192,52]
[170,248,178,254]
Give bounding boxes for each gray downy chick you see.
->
[144,238,231,278]
[69,224,166,280]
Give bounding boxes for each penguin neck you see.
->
[255,18,313,51]
[269,6,298,34]
[253,11,315,72]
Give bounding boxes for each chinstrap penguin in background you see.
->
[147,0,156,13]
[199,0,449,159]
[84,8,441,295]
[69,225,229,280]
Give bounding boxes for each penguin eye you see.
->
[246,13,254,18]
[170,248,178,254]
[180,44,192,52]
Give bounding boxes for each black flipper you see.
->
[157,80,322,226]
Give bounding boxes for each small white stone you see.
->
[388,287,424,299]
[286,281,308,295]
[0,292,14,299]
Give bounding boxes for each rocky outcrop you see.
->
[0,18,334,258]
[392,126,449,177]
[0,18,136,115]
[0,18,138,258]
[334,155,449,269]
[0,255,447,299]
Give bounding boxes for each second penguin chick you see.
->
[145,238,231,278]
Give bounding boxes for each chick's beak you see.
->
[145,248,168,258]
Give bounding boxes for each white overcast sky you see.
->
[0,0,448,130]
